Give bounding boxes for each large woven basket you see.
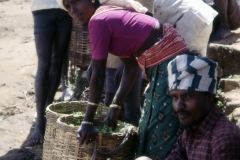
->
[68,20,91,70]
[43,101,108,160]
[53,115,138,160]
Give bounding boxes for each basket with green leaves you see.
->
[53,115,138,160]
[43,101,108,160]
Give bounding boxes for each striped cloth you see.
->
[137,23,188,73]
[167,54,218,94]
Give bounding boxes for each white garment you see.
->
[203,0,214,5]
[154,0,218,56]
[56,0,148,13]
[188,23,212,56]
[31,0,60,11]
[136,0,154,14]
[99,0,148,13]
[106,54,122,68]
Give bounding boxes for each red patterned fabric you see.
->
[166,107,240,160]
[137,23,188,71]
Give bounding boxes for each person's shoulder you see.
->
[212,115,240,141]
[90,9,120,24]
[89,14,109,28]
[211,116,240,158]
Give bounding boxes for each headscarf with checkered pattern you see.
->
[167,54,218,94]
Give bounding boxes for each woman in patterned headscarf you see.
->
[56,0,189,158]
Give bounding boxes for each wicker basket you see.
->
[53,115,138,160]
[43,101,108,160]
[68,20,91,70]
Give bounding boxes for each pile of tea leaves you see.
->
[71,111,102,117]
[66,112,131,133]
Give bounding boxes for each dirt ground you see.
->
[0,0,44,159]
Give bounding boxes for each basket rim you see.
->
[46,101,108,117]
[56,115,82,130]
[45,101,86,120]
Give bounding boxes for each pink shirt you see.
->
[89,9,157,59]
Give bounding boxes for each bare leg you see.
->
[30,33,54,143]
[30,32,70,143]
[45,32,71,105]
[210,0,232,41]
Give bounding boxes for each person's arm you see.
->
[114,62,124,85]
[78,16,110,144]
[105,57,139,129]
[77,58,106,145]
[212,133,240,159]
[85,59,107,121]
[166,136,187,160]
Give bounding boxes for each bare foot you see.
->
[210,27,231,41]
[30,119,46,143]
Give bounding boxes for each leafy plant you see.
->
[66,115,130,133]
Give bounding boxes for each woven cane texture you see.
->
[43,101,108,160]
[53,115,138,160]
[68,20,91,70]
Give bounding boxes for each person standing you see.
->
[30,0,72,143]
[204,0,240,41]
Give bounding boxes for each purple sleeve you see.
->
[89,18,111,60]
[166,135,187,160]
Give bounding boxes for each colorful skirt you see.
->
[137,57,183,159]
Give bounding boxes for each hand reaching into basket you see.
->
[77,122,97,145]
[105,104,122,131]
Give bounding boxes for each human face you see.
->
[170,90,213,128]
[63,0,95,24]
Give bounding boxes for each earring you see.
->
[92,0,95,3]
